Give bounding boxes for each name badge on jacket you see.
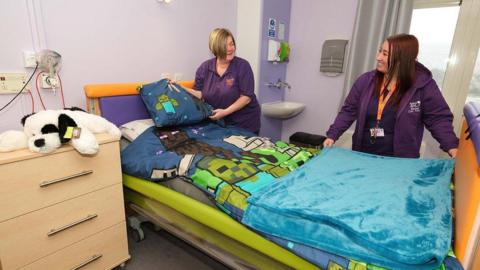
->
[408,100,421,113]
[370,127,385,137]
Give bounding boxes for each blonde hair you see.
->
[209,28,235,59]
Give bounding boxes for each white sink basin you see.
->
[261,101,306,119]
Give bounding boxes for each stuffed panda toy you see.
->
[0,107,120,155]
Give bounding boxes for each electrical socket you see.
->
[173,73,183,81]
[23,51,37,68]
[41,73,59,89]
[160,73,172,80]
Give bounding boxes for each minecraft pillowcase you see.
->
[140,79,213,127]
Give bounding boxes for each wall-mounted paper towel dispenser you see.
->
[320,39,348,76]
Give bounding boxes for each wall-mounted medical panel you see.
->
[0,73,30,94]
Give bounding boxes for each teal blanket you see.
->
[243,147,454,270]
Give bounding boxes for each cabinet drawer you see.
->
[19,222,130,270]
[0,184,126,270]
[0,141,121,222]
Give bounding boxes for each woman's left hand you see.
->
[209,109,229,120]
[448,148,458,158]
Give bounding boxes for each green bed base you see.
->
[123,174,319,270]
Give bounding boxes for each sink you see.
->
[261,101,306,119]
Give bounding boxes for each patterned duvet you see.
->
[121,121,462,270]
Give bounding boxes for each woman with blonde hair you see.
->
[184,28,261,134]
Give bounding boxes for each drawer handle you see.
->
[39,170,93,188]
[47,214,98,236]
[71,254,103,270]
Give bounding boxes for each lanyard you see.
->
[376,85,396,123]
[370,85,395,144]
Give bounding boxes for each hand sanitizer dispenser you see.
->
[268,40,280,61]
[268,40,290,62]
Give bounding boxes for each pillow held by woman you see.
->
[140,79,213,127]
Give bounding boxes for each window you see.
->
[409,6,460,89]
[466,48,480,102]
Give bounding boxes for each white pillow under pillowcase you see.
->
[120,119,154,141]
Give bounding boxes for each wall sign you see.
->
[268,18,276,38]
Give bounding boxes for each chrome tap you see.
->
[266,79,291,89]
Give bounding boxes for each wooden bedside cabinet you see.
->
[0,134,130,270]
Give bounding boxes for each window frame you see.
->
[439,0,480,133]
[413,0,460,9]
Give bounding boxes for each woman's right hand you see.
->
[166,78,177,85]
[168,79,203,99]
[323,138,335,148]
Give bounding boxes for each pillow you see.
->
[139,79,213,127]
[120,119,154,141]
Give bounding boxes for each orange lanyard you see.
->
[376,85,396,123]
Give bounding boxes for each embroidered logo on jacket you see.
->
[226,77,235,87]
[408,101,421,113]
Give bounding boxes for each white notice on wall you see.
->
[278,23,285,40]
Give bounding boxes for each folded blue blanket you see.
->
[243,147,454,270]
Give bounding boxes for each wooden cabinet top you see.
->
[0,133,119,165]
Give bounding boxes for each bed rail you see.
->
[456,101,480,269]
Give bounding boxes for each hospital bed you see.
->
[84,81,478,270]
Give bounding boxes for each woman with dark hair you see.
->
[181,28,261,134]
[324,34,458,158]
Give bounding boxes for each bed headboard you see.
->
[84,83,480,269]
[84,81,194,126]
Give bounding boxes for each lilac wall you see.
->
[0,0,236,132]
[0,0,35,131]
[282,0,358,141]
[1,0,359,140]
[258,0,291,141]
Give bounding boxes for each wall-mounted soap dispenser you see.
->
[268,40,290,62]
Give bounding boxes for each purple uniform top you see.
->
[360,93,396,156]
[326,62,458,158]
[193,56,261,133]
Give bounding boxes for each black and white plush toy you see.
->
[0,107,120,155]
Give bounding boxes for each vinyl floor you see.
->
[116,222,230,270]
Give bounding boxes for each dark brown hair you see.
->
[375,34,419,106]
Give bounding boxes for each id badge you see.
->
[370,127,385,137]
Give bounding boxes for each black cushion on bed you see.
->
[289,132,326,149]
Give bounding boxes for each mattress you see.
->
[160,177,216,207]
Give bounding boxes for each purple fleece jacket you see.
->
[326,62,458,158]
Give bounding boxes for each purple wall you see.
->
[0,0,35,131]
[0,0,236,132]
[1,0,359,141]
[282,0,358,141]
[258,0,291,141]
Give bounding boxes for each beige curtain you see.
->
[340,0,414,110]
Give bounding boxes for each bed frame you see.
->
[84,82,480,270]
